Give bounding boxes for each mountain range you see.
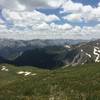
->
[0,38,99,69]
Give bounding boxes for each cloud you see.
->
[2,9,60,21]
[47,0,64,8]
[98,2,100,6]
[50,23,73,30]
[62,1,100,22]
[2,9,60,30]
[0,0,64,11]
[35,22,50,30]
[0,0,26,11]
[0,0,100,40]
[0,18,4,24]
[64,13,82,22]
[62,0,83,13]
[44,15,60,22]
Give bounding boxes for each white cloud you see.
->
[0,24,6,29]
[62,1,100,22]
[62,0,83,13]
[64,13,82,22]
[0,0,64,11]
[34,22,50,30]
[72,26,81,32]
[1,9,60,31]
[0,0,26,11]
[45,15,60,22]
[50,23,73,30]
[2,9,60,22]
[98,2,100,6]
[0,19,4,24]
[48,0,64,8]
[0,0,100,40]
[0,22,100,40]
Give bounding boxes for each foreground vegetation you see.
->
[0,63,100,100]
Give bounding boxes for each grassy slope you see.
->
[0,63,100,100]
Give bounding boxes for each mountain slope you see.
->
[0,39,99,68]
[13,39,100,68]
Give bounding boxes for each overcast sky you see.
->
[0,0,100,40]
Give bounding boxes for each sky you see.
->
[0,0,100,40]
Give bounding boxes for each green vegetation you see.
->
[0,63,100,100]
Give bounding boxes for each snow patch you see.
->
[24,72,31,76]
[1,66,9,71]
[31,73,37,76]
[82,60,87,65]
[93,47,100,62]
[81,49,91,58]
[81,49,83,52]
[17,71,24,74]
[85,53,91,58]
[17,71,37,76]
[64,45,71,49]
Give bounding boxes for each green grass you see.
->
[0,63,100,100]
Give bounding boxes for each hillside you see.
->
[0,63,100,100]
